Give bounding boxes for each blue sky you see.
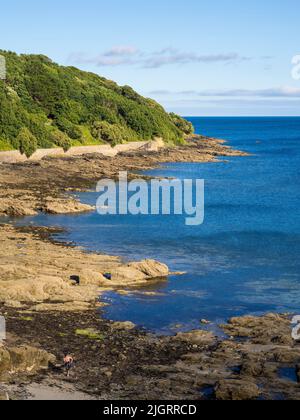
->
[1,0,300,115]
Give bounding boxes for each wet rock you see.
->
[112,321,136,331]
[273,348,300,364]
[200,319,211,325]
[240,354,264,377]
[221,314,293,345]
[108,260,169,286]
[215,379,260,400]
[296,365,300,383]
[174,330,216,347]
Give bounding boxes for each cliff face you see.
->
[0,51,193,155]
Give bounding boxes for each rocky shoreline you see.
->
[1,136,299,400]
[0,136,247,218]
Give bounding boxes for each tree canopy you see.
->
[0,51,194,157]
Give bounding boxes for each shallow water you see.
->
[17,117,300,334]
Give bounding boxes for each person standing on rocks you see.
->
[63,351,75,378]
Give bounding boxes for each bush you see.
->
[16,127,38,158]
[50,130,72,152]
[55,117,82,140]
[92,121,123,145]
[170,113,194,135]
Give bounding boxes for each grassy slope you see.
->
[0,51,193,154]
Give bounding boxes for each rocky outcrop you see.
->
[174,330,216,347]
[0,346,55,381]
[42,198,94,215]
[215,379,260,401]
[222,313,293,345]
[0,226,170,311]
[128,260,169,279]
[0,135,248,218]
[0,197,38,217]
[0,276,98,304]
[112,321,136,331]
[106,260,169,286]
[79,270,107,286]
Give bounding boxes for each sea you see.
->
[17,117,300,334]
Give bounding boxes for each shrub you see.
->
[50,130,72,152]
[55,117,82,140]
[92,121,123,145]
[16,127,38,158]
[170,113,194,135]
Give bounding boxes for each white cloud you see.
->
[149,87,300,98]
[103,46,140,57]
[69,46,250,68]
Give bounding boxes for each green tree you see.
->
[50,130,72,152]
[170,113,194,135]
[16,127,38,158]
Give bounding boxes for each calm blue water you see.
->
[16,117,300,334]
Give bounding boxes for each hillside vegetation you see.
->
[0,51,193,157]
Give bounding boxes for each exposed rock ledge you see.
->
[0,225,170,311]
[0,135,248,218]
[0,345,55,382]
[2,307,300,399]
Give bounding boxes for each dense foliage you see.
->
[0,51,193,156]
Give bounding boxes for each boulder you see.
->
[112,321,136,331]
[240,354,264,377]
[79,270,107,286]
[0,199,38,217]
[215,379,260,400]
[0,275,99,305]
[108,260,169,286]
[128,259,169,278]
[8,346,56,373]
[221,313,292,345]
[109,266,147,285]
[174,330,216,347]
[43,198,94,215]
[0,346,55,380]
